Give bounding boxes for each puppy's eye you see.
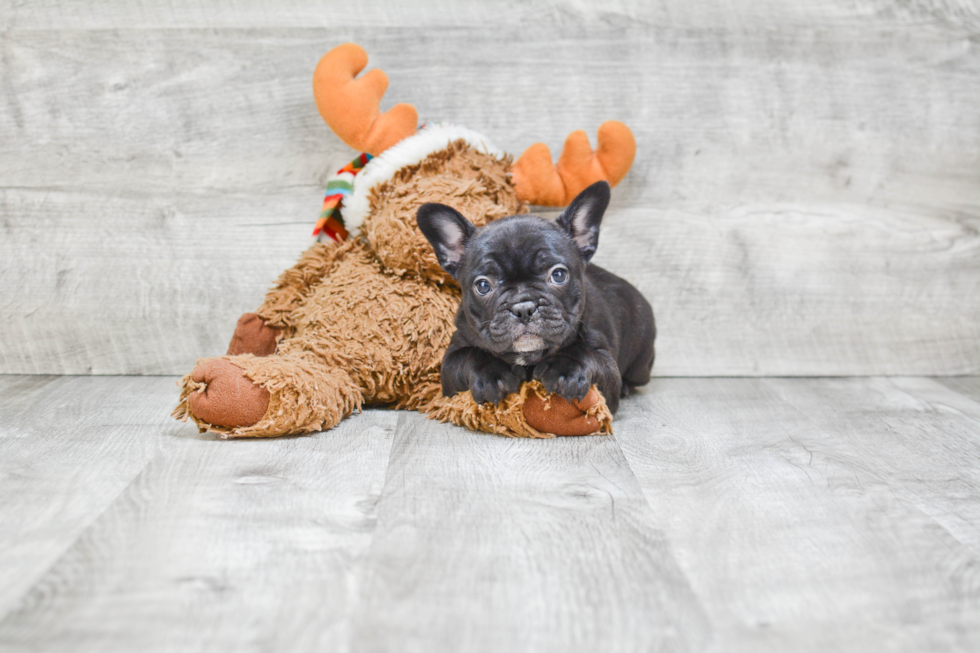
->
[549,266,568,285]
[474,277,493,296]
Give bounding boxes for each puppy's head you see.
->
[417,181,610,365]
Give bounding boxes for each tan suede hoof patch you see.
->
[227,313,280,357]
[187,358,270,428]
[522,386,604,436]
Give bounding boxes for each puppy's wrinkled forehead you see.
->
[464,216,575,277]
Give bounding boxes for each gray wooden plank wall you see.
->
[1,1,978,376]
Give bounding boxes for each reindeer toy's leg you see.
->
[174,236,460,438]
[173,239,363,437]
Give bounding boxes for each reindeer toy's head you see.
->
[310,44,636,283]
[173,43,637,439]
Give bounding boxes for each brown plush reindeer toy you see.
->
[173,43,637,438]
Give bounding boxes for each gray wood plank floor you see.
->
[2,375,978,652]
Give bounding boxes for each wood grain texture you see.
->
[349,412,710,653]
[589,204,980,376]
[3,0,979,30]
[0,377,396,652]
[1,1,979,375]
[2,375,980,650]
[933,376,980,404]
[1,188,315,374]
[0,375,177,619]
[614,377,980,652]
[768,376,980,553]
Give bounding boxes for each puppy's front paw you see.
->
[533,355,592,402]
[469,359,522,405]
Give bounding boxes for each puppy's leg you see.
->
[442,345,523,405]
[621,339,655,392]
[534,341,623,414]
[593,351,623,414]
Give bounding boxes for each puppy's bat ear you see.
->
[416,203,477,278]
[556,180,610,263]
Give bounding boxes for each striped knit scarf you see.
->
[313,152,373,242]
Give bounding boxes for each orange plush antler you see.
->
[313,43,418,155]
[511,121,636,206]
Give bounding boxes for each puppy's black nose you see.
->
[509,300,538,322]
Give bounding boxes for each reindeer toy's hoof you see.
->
[522,386,609,437]
[173,42,639,439]
[183,359,270,431]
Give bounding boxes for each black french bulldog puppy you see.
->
[416,181,655,414]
